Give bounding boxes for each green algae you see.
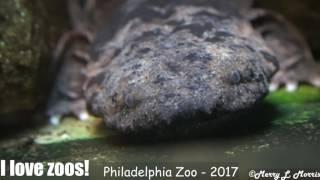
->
[34,117,109,145]
[265,86,320,126]
[266,86,320,104]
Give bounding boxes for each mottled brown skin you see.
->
[47,0,119,122]
[248,9,320,91]
[47,0,319,132]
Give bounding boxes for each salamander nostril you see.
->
[229,71,242,85]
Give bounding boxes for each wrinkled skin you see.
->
[47,0,320,133]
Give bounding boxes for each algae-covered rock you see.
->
[0,0,67,114]
[0,0,36,113]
